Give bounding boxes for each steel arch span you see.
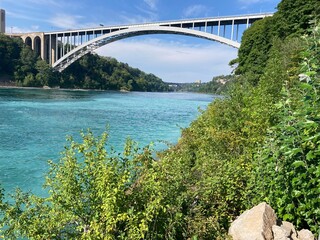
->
[53,26,240,72]
[14,13,273,71]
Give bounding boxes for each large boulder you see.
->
[228,203,316,240]
[228,202,277,240]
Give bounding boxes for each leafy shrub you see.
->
[251,23,320,234]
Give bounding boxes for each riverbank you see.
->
[0,74,16,87]
[0,83,109,92]
[0,85,138,92]
[0,78,163,92]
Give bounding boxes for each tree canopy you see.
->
[61,53,169,91]
[0,35,169,92]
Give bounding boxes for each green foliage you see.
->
[236,0,319,85]
[0,34,22,74]
[250,23,320,234]
[0,38,57,88]
[236,17,275,83]
[273,0,320,38]
[61,53,169,91]
[0,131,174,239]
[154,13,320,239]
[201,75,235,94]
[35,59,57,87]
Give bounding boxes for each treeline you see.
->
[198,75,235,94]
[172,75,235,94]
[62,53,169,91]
[0,0,319,239]
[0,35,169,91]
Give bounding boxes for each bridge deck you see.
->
[45,13,273,37]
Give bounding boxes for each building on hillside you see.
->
[0,9,5,33]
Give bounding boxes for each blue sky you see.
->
[0,0,280,83]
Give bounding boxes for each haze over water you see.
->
[0,88,215,196]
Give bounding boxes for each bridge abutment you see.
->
[20,33,45,60]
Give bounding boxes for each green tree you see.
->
[35,59,55,87]
[23,73,41,87]
[235,0,319,85]
[14,46,39,84]
[62,53,169,91]
[273,0,320,38]
[0,34,22,74]
[235,17,275,84]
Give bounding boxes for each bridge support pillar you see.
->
[45,34,57,65]
[40,34,45,60]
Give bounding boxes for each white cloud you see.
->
[95,38,237,83]
[183,5,207,18]
[49,14,83,29]
[119,8,158,25]
[119,1,159,25]
[143,0,157,10]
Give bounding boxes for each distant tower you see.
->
[0,9,5,33]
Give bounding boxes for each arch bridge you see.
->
[16,13,272,72]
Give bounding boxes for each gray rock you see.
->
[228,202,277,240]
[298,229,315,240]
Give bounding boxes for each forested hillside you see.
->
[0,35,169,91]
[173,75,235,94]
[62,53,169,91]
[0,0,319,239]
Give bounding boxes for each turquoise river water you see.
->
[0,88,215,196]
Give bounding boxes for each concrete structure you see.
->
[13,12,273,72]
[19,33,46,60]
[0,9,5,33]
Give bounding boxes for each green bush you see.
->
[251,23,320,234]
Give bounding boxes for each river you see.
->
[0,88,215,196]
